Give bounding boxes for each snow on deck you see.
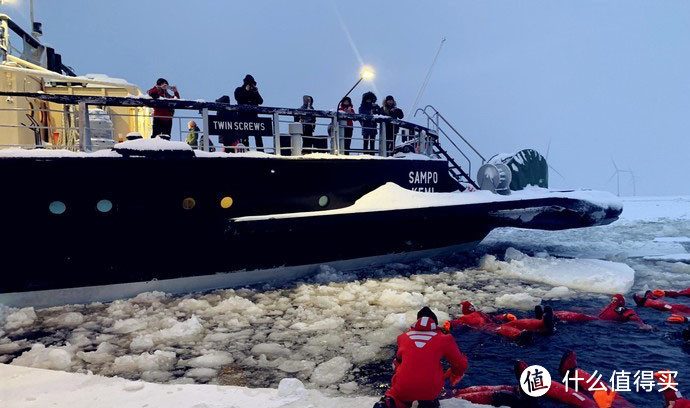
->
[236,182,622,222]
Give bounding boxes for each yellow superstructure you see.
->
[0,14,151,149]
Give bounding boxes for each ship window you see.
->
[182,197,196,210]
[96,199,113,213]
[220,196,233,209]
[49,201,66,215]
[318,195,329,207]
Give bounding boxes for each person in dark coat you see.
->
[292,95,317,154]
[234,74,264,149]
[381,95,404,155]
[358,91,380,154]
[147,78,179,138]
[338,96,355,155]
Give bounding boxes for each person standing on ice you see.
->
[358,91,380,154]
[147,78,179,138]
[374,307,467,408]
[380,95,404,155]
[234,74,264,149]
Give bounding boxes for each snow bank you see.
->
[480,248,635,294]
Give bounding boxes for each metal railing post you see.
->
[78,101,91,152]
[331,115,339,155]
[378,121,387,156]
[201,108,210,152]
[273,112,281,155]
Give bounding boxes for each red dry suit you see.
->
[554,311,599,322]
[638,297,690,315]
[598,294,645,325]
[654,287,690,298]
[386,316,468,405]
[560,351,634,408]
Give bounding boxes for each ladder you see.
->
[432,140,479,190]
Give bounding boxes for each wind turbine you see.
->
[607,158,636,196]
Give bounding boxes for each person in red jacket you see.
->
[634,291,690,314]
[375,307,468,408]
[653,287,690,299]
[338,96,355,155]
[147,78,180,138]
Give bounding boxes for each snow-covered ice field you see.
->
[1,195,689,408]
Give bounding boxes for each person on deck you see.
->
[359,92,380,154]
[147,78,179,138]
[375,307,468,408]
[338,96,355,155]
[380,95,404,155]
[186,120,214,152]
[633,291,690,315]
[234,74,264,149]
[293,95,317,153]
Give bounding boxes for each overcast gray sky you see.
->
[4,1,689,196]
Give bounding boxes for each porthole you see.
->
[220,196,233,209]
[96,199,113,213]
[182,197,196,210]
[49,201,66,215]
[318,195,329,207]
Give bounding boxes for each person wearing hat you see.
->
[374,306,468,408]
[358,92,381,154]
[380,95,404,155]
[234,74,264,149]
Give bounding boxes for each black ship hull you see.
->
[0,154,621,307]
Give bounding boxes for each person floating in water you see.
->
[652,287,690,298]
[452,359,598,407]
[633,291,690,315]
[559,350,635,408]
[537,294,650,329]
[445,301,554,342]
[656,371,690,408]
[374,307,468,408]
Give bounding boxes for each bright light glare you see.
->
[360,66,375,81]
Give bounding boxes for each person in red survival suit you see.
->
[374,307,468,408]
[656,371,690,408]
[445,301,553,342]
[652,287,690,299]
[534,295,651,329]
[558,351,634,408]
[633,291,690,314]
[597,294,649,328]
